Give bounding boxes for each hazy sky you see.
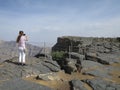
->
[0,0,120,45]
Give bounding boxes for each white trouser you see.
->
[18,47,26,63]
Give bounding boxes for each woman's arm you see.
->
[26,36,28,41]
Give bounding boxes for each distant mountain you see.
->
[0,40,43,62]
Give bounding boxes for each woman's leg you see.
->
[18,48,22,63]
[22,51,26,63]
[19,47,26,65]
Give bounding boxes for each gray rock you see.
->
[85,53,120,65]
[82,62,113,79]
[64,58,78,74]
[36,73,60,81]
[0,79,53,90]
[31,62,52,74]
[98,53,120,64]
[85,78,120,90]
[85,52,109,64]
[64,64,77,74]
[83,69,112,79]
[70,79,87,90]
[81,60,104,72]
[65,58,77,64]
[0,57,60,80]
[41,60,61,72]
[69,52,85,61]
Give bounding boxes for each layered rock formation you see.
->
[52,36,120,53]
[52,36,120,73]
[52,36,120,90]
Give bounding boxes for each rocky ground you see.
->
[0,37,120,90]
[24,63,120,90]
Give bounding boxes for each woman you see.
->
[16,31,28,65]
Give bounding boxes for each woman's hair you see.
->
[16,31,24,43]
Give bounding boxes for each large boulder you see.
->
[81,60,115,79]
[69,52,85,61]
[63,58,78,74]
[70,79,87,90]
[83,69,112,79]
[0,57,61,80]
[81,60,104,72]
[85,53,120,65]
[41,60,61,72]
[85,78,120,90]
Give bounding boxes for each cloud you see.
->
[0,0,120,44]
[65,16,120,37]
